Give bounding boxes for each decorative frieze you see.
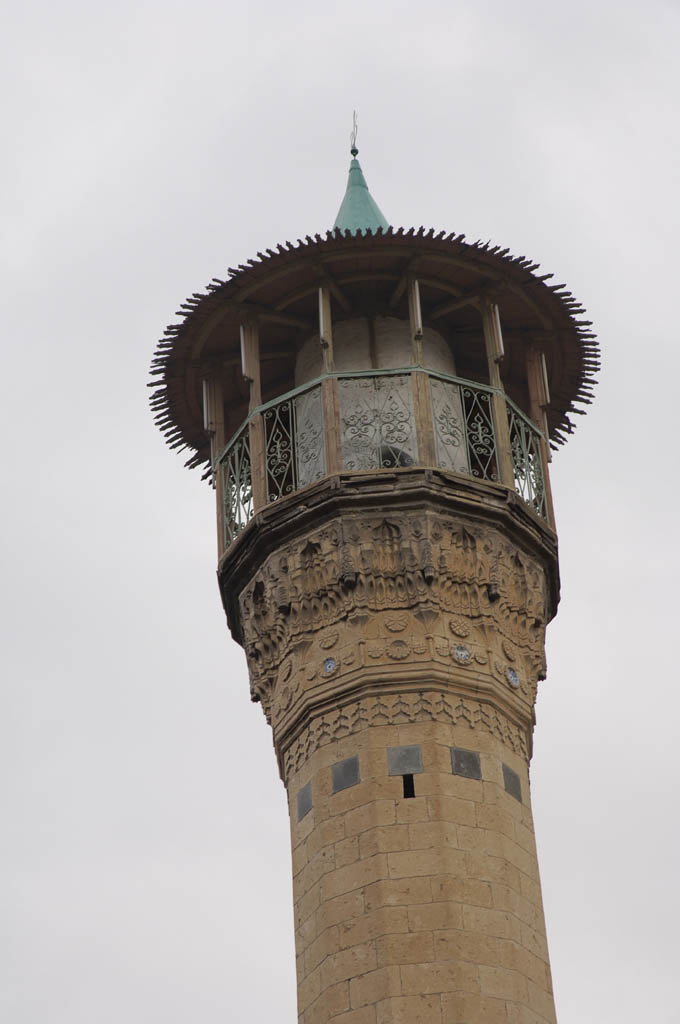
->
[281,690,529,783]
[235,507,550,755]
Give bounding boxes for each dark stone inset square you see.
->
[332,755,360,793]
[502,764,522,802]
[297,781,312,820]
[451,747,482,780]
[387,745,423,777]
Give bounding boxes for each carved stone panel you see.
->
[234,503,551,773]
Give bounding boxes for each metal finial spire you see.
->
[334,112,389,234]
[350,110,358,157]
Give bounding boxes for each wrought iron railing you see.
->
[263,382,326,501]
[430,376,498,482]
[217,368,548,546]
[219,421,253,547]
[338,373,417,470]
[507,401,547,519]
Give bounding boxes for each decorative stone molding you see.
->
[281,690,529,783]
[233,507,550,763]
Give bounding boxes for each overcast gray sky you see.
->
[2,1,679,1021]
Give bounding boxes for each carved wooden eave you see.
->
[149,228,599,475]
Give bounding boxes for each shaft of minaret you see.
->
[150,137,598,1023]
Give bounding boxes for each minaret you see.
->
[150,137,598,1023]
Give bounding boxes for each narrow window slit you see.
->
[402,773,415,799]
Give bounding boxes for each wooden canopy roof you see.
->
[149,227,599,475]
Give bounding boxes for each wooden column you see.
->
[405,278,432,466]
[526,345,556,528]
[203,373,226,558]
[407,277,424,365]
[241,320,267,511]
[411,369,436,467]
[481,300,515,489]
[319,286,342,474]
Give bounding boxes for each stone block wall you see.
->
[288,710,556,1024]
[222,487,561,1022]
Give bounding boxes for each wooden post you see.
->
[526,345,556,529]
[322,378,342,474]
[241,321,267,511]
[406,277,434,466]
[319,286,342,474]
[249,415,266,509]
[407,277,424,365]
[241,321,262,410]
[202,373,226,558]
[319,286,334,373]
[411,370,435,467]
[481,300,515,490]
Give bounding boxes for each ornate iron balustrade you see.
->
[264,383,326,501]
[507,401,547,519]
[430,376,498,482]
[338,373,417,469]
[217,369,548,545]
[218,421,253,547]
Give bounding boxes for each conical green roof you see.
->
[333,151,389,235]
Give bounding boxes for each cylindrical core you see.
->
[295,316,456,385]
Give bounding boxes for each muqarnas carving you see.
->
[236,509,550,774]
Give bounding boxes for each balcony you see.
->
[217,368,549,549]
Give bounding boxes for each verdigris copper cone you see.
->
[333,151,389,235]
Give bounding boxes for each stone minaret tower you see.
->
[150,139,597,1023]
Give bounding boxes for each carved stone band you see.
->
[279,689,529,784]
